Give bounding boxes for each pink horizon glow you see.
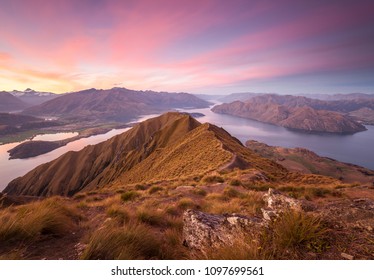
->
[0,0,373,95]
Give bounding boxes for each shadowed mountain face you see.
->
[23,87,211,122]
[212,95,367,134]
[3,112,286,197]
[0,91,29,112]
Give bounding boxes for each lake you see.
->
[0,106,373,191]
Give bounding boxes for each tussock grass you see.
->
[191,188,207,196]
[81,223,161,260]
[106,206,131,224]
[223,187,243,199]
[148,186,163,194]
[229,179,242,186]
[203,175,224,184]
[120,191,140,202]
[0,197,80,243]
[159,228,188,259]
[177,198,196,210]
[136,208,168,227]
[262,210,329,259]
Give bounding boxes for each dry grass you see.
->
[81,222,161,260]
[261,210,330,259]
[120,191,140,202]
[0,197,80,243]
[203,175,224,183]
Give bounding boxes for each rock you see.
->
[183,209,263,256]
[262,188,302,221]
[341,253,354,260]
[183,189,307,255]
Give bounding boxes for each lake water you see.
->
[0,128,129,191]
[1,105,373,191]
[181,104,374,170]
[32,132,79,141]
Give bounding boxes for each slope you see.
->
[3,112,286,197]
[0,91,29,112]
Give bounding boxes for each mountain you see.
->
[212,101,366,134]
[246,140,374,184]
[348,107,374,125]
[303,93,374,100]
[0,91,29,112]
[0,113,60,136]
[23,87,211,122]
[3,112,285,197]
[212,95,367,134]
[9,88,59,106]
[218,92,266,103]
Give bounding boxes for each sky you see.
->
[0,0,374,95]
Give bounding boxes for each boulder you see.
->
[183,209,263,256]
[262,188,302,221]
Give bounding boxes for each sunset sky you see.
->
[0,0,373,95]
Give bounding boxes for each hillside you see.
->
[0,113,60,137]
[212,99,366,133]
[246,140,374,184]
[0,91,29,112]
[1,112,373,260]
[23,87,210,122]
[4,112,286,197]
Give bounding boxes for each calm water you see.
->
[0,105,373,191]
[32,132,78,141]
[180,104,374,170]
[0,128,129,190]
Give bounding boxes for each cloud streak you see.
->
[0,0,373,94]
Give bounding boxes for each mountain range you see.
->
[22,87,210,122]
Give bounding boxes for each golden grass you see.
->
[261,210,330,259]
[0,197,80,243]
[81,222,161,260]
[120,191,140,202]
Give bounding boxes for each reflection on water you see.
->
[1,104,374,191]
[32,132,79,141]
[0,128,129,190]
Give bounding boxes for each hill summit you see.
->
[4,112,285,197]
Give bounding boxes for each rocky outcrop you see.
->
[183,189,301,255]
[183,210,263,256]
